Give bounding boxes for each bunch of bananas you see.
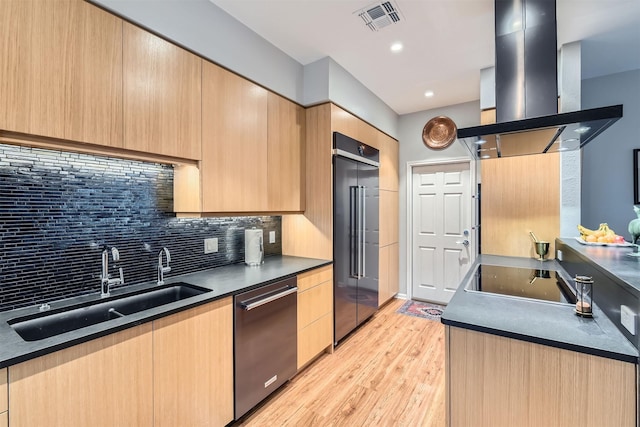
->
[578,223,625,244]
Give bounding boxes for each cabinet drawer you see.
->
[297,265,332,292]
[298,280,332,329]
[0,368,6,413]
[298,312,333,369]
[0,411,6,427]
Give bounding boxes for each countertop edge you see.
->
[0,256,333,369]
[441,317,638,364]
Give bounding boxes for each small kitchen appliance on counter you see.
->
[244,228,264,266]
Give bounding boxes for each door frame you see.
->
[405,157,478,300]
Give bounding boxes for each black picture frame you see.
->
[635,149,640,205]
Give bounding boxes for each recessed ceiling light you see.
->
[390,42,403,52]
[424,90,434,98]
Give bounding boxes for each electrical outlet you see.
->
[621,305,636,335]
[269,230,276,244]
[204,238,218,254]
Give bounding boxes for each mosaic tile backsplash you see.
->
[0,143,282,312]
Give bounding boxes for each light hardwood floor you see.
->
[235,298,446,427]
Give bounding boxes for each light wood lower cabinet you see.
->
[297,265,333,369]
[123,22,202,160]
[153,297,233,427]
[379,243,399,305]
[0,367,6,426]
[8,324,154,427]
[267,92,306,212]
[201,62,268,212]
[446,326,636,427]
[6,299,234,427]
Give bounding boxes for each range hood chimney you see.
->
[458,0,622,159]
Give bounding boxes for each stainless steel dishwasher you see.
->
[234,276,298,420]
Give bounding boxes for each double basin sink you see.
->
[8,283,211,341]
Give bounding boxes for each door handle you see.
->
[456,239,470,247]
[240,286,298,311]
[350,186,358,278]
[360,185,366,278]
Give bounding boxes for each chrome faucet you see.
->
[157,247,171,285]
[101,246,124,297]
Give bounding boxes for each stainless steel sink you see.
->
[8,283,211,341]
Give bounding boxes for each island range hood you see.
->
[458,0,623,159]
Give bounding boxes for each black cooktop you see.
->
[465,264,576,304]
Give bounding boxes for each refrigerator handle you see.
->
[350,186,359,278]
[360,185,366,278]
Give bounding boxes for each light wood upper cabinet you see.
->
[0,0,123,147]
[379,135,399,192]
[123,23,201,160]
[8,324,153,427]
[153,297,233,427]
[267,93,305,212]
[201,62,268,212]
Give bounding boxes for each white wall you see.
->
[397,101,480,296]
[581,69,640,238]
[91,0,399,138]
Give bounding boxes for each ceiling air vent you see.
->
[356,1,403,31]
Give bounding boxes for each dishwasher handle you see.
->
[240,286,298,311]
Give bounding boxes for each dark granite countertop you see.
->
[0,255,331,369]
[557,237,640,293]
[441,254,638,363]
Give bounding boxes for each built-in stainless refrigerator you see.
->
[333,132,379,344]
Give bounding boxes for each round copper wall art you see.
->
[422,116,457,149]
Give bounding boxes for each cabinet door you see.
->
[153,297,233,427]
[123,23,201,160]
[388,242,399,297]
[379,190,399,247]
[0,367,6,425]
[297,266,333,369]
[267,93,305,212]
[379,135,399,192]
[0,368,5,413]
[379,244,391,305]
[201,62,268,212]
[8,324,153,427]
[0,0,123,146]
[447,326,636,427]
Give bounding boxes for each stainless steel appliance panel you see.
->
[333,156,359,343]
[356,163,379,324]
[234,277,297,419]
[333,132,379,344]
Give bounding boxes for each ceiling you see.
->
[209,0,640,115]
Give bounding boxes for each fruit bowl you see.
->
[574,236,634,247]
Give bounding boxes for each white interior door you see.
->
[411,162,474,304]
